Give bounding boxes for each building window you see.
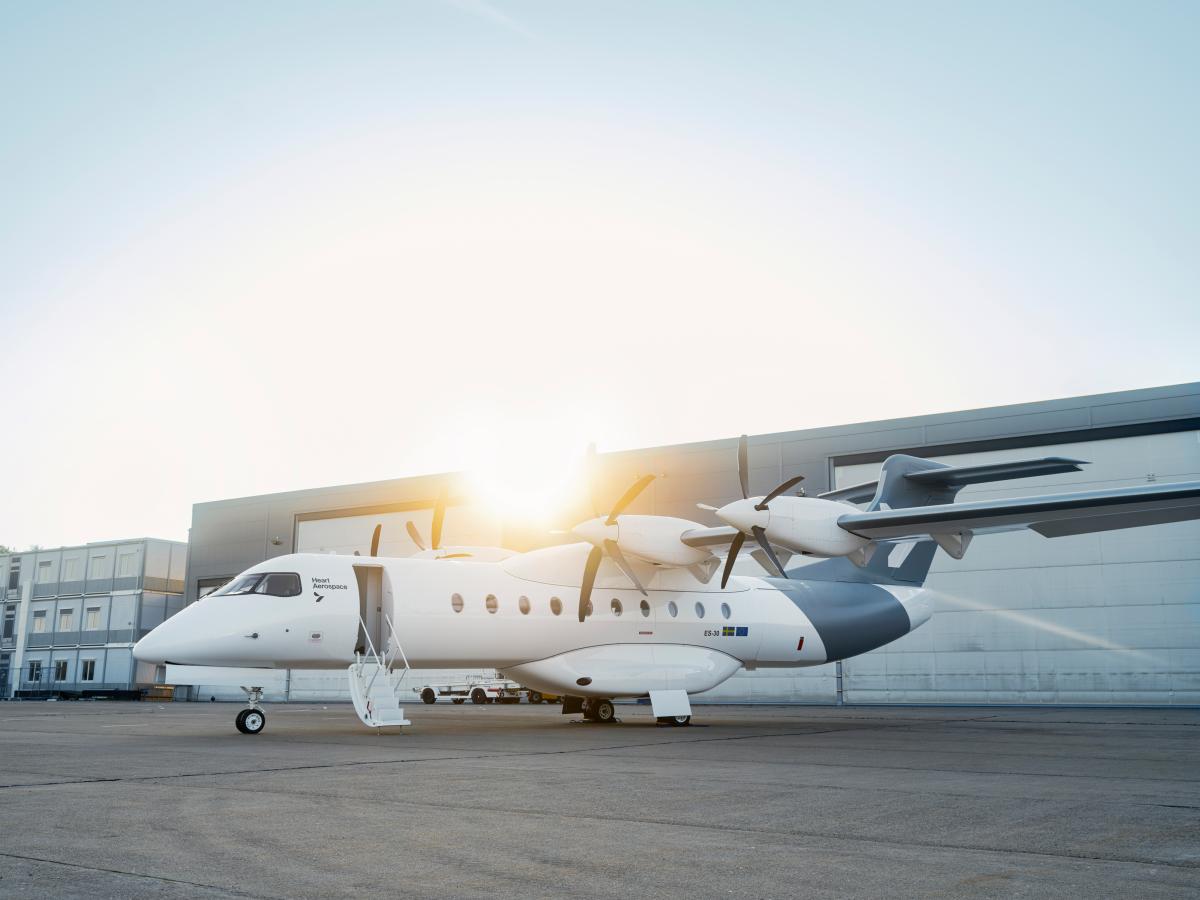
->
[610,599,623,617]
[116,552,139,578]
[451,593,464,613]
[28,661,42,682]
[37,560,54,584]
[667,601,678,618]
[721,603,731,620]
[62,557,82,581]
[7,559,19,590]
[694,602,706,619]
[88,555,107,578]
[2,607,14,640]
[85,607,102,630]
[32,610,47,633]
[80,659,96,682]
[518,596,530,615]
[58,609,74,631]
[54,659,68,681]
[485,594,498,614]
[640,599,650,618]
[550,597,562,616]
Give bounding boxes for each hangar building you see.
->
[180,383,1200,706]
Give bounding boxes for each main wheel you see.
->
[237,708,266,735]
[593,699,616,724]
[421,688,437,705]
[471,688,487,705]
[452,698,465,704]
[528,691,543,704]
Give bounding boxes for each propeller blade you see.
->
[606,474,655,525]
[737,434,749,499]
[696,503,718,512]
[405,521,426,551]
[435,552,472,560]
[720,530,746,589]
[431,486,447,550]
[755,475,806,511]
[604,539,647,596]
[751,526,788,578]
[579,545,602,622]
[585,442,600,518]
[369,524,382,557]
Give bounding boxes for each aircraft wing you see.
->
[836,480,1200,540]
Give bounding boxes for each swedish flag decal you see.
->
[722,626,735,636]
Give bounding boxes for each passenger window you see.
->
[519,596,531,615]
[485,594,498,614]
[640,599,650,618]
[695,602,705,619]
[451,593,464,613]
[610,598,622,617]
[667,601,678,618]
[721,602,731,620]
[550,597,562,616]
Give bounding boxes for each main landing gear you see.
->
[657,715,691,727]
[235,686,266,735]
[582,698,617,724]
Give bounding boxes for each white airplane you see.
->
[134,439,1200,734]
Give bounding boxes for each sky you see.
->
[1,1,1197,549]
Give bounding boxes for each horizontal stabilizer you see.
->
[820,455,1089,510]
[904,457,1087,487]
[837,480,1200,542]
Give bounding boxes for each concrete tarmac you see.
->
[0,701,1197,899]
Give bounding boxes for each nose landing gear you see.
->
[235,686,266,735]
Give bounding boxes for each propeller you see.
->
[406,485,449,552]
[714,435,804,583]
[575,473,655,621]
[370,524,382,557]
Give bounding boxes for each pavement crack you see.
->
[0,849,285,899]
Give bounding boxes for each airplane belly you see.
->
[504,644,742,699]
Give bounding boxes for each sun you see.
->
[459,421,597,528]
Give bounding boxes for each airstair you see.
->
[348,614,412,730]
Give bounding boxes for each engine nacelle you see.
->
[763,497,869,557]
[616,515,714,567]
[716,496,868,558]
[572,515,713,567]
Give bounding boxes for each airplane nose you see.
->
[132,627,167,663]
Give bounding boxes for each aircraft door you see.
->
[353,565,384,655]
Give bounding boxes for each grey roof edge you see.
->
[190,381,1200,510]
[0,537,187,558]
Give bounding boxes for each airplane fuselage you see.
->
[134,546,932,700]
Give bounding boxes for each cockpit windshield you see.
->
[209,572,303,598]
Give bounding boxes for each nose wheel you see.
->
[236,686,266,735]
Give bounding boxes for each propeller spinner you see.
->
[708,435,804,587]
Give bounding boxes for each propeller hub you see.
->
[714,498,769,534]
[571,517,618,547]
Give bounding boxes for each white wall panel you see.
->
[837,431,1200,705]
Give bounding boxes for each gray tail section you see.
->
[785,538,938,587]
[791,453,1088,587]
